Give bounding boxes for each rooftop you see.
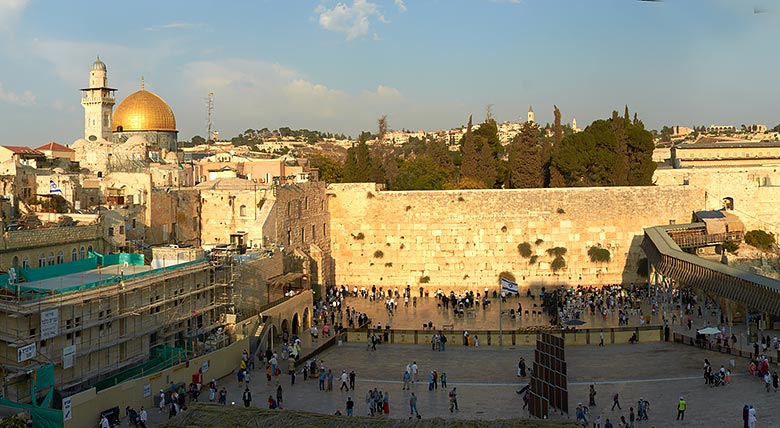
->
[35,142,74,153]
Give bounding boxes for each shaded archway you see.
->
[303,308,310,330]
[292,313,300,335]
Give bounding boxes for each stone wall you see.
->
[327,183,700,290]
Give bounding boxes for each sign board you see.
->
[201,361,209,374]
[40,308,59,340]
[63,397,72,421]
[143,383,151,398]
[63,345,76,369]
[17,343,36,363]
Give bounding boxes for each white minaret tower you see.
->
[81,57,116,141]
[527,105,534,124]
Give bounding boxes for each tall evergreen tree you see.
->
[459,115,483,187]
[508,122,545,188]
[547,105,567,187]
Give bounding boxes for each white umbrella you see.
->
[697,327,721,335]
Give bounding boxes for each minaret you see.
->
[572,117,578,131]
[81,57,116,141]
[527,105,534,124]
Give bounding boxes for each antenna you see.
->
[206,92,214,156]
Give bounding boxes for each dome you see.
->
[92,57,106,71]
[112,88,177,132]
[125,135,149,146]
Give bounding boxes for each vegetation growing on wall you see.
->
[551,255,566,272]
[535,239,544,246]
[518,242,532,258]
[352,232,365,240]
[419,276,430,283]
[722,240,740,253]
[498,271,516,283]
[373,250,384,258]
[529,255,539,264]
[588,246,611,263]
[744,230,775,251]
[546,247,567,257]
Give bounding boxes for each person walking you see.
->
[743,404,750,428]
[340,370,349,391]
[412,361,419,383]
[409,392,419,418]
[676,396,686,420]
[748,405,756,428]
[589,384,597,407]
[138,407,148,428]
[611,392,621,410]
[448,387,458,412]
[349,370,356,390]
[402,370,411,390]
[599,331,604,347]
[242,388,252,408]
[276,384,284,409]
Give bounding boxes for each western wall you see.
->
[327,183,701,290]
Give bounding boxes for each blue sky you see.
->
[0,0,777,145]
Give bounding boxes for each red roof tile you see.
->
[1,146,44,155]
[35,142,74,152]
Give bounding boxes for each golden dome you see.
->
[112,86,176,132]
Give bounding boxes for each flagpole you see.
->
[499,293,503,347]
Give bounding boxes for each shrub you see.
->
[419,276,430,284]
[458,196,465,202]
[373,250,384,258]
[546,247,567,257]
[535,238,544,246]
[587,246,611,263]
[352,232,365,240]
[367,192,375,199]
[745,229,775,251]
[556,208,565,214]
[517,242,532,258]
[384,262,393,267]
[399,243,405,249]
[551,255,566,272]
[501,225,508,233]
[722,240,740,253]
[498,271,516,283]
[405,205,412,211]
[529,255,539,264]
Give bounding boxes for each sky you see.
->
[0,0,778,146]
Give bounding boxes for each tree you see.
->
[377,115,388,143]
[459,115,484,187]
[343,137,372,183]
[309,155,344,183]
[392,157,448,190]
[508,122,545,188]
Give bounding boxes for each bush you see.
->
[587,246,611,263]
[517,242,532,258]
[722,240,740,253]
[384,262,393,267]
[546,247,567,257]
[419,276,430,284]
[529,255,539,264]
[551,255,566,272]
[352,232,365,240]
[498,271,516,283]
[556,208,565,214]
[535,239,544,246]
[373,250,384,258]
[745,230,775,251]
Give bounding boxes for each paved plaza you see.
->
[151,340,780,427]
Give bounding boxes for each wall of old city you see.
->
[327,183,701,290]
[653,166,780,236]
[267,182,333,286]
[0,224,105,270]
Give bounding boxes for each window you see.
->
[108,227,114,237]
[162,224,169,242]
[301,227,305,244]
[22,257,29,269]
[80,247,85,260]
[57,251,64,264]
[287,228,291,246]
[38,253,46,268]
[48,252,54,266]
[305,197,309,210]
[132,219,137,229]
[88,245,93,254]
[119,225,125,235]
[71,248,77,262]
[312,224,316,240]
[239,205,247,217]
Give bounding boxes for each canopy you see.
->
[697,327,722,335]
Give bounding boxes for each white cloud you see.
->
[394,0,406,12]
[0,82,35,106]
[145,21,204,31]
[0,0,28,31]
[317,0,386,40]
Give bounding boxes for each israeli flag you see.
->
[500,277,519,295]
[49,179,63,195]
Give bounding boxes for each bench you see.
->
[442,324,454,331]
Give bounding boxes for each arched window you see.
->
[287,201,292,216]
[71,248,77,261]
[12,256,18,268]
[48,252,55,266]
[304,197,309,210]
[57,251,64,264]
[239,205,247,217]
[80,247,86,260]
[39,253,46,268]
[87,245,93,255]
[22,257,29,269]
[97,171,103,178]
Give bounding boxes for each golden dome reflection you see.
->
[112,87,177,132]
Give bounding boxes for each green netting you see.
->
[34,364,55,391]
[19,257,97,282]
[101,252,144,266]
[0,398,62,428]
[93,346,187,392]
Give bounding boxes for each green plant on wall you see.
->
[529,255,539,264]
[535,239,544,246]
[373,250,384,258]
[551,255,566,272]
[498,271,516,284]
[546,247,567,257]
[352,232,365,240]
[517,242,532,258]
[587,246,611,263]
[419,275,430,284]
